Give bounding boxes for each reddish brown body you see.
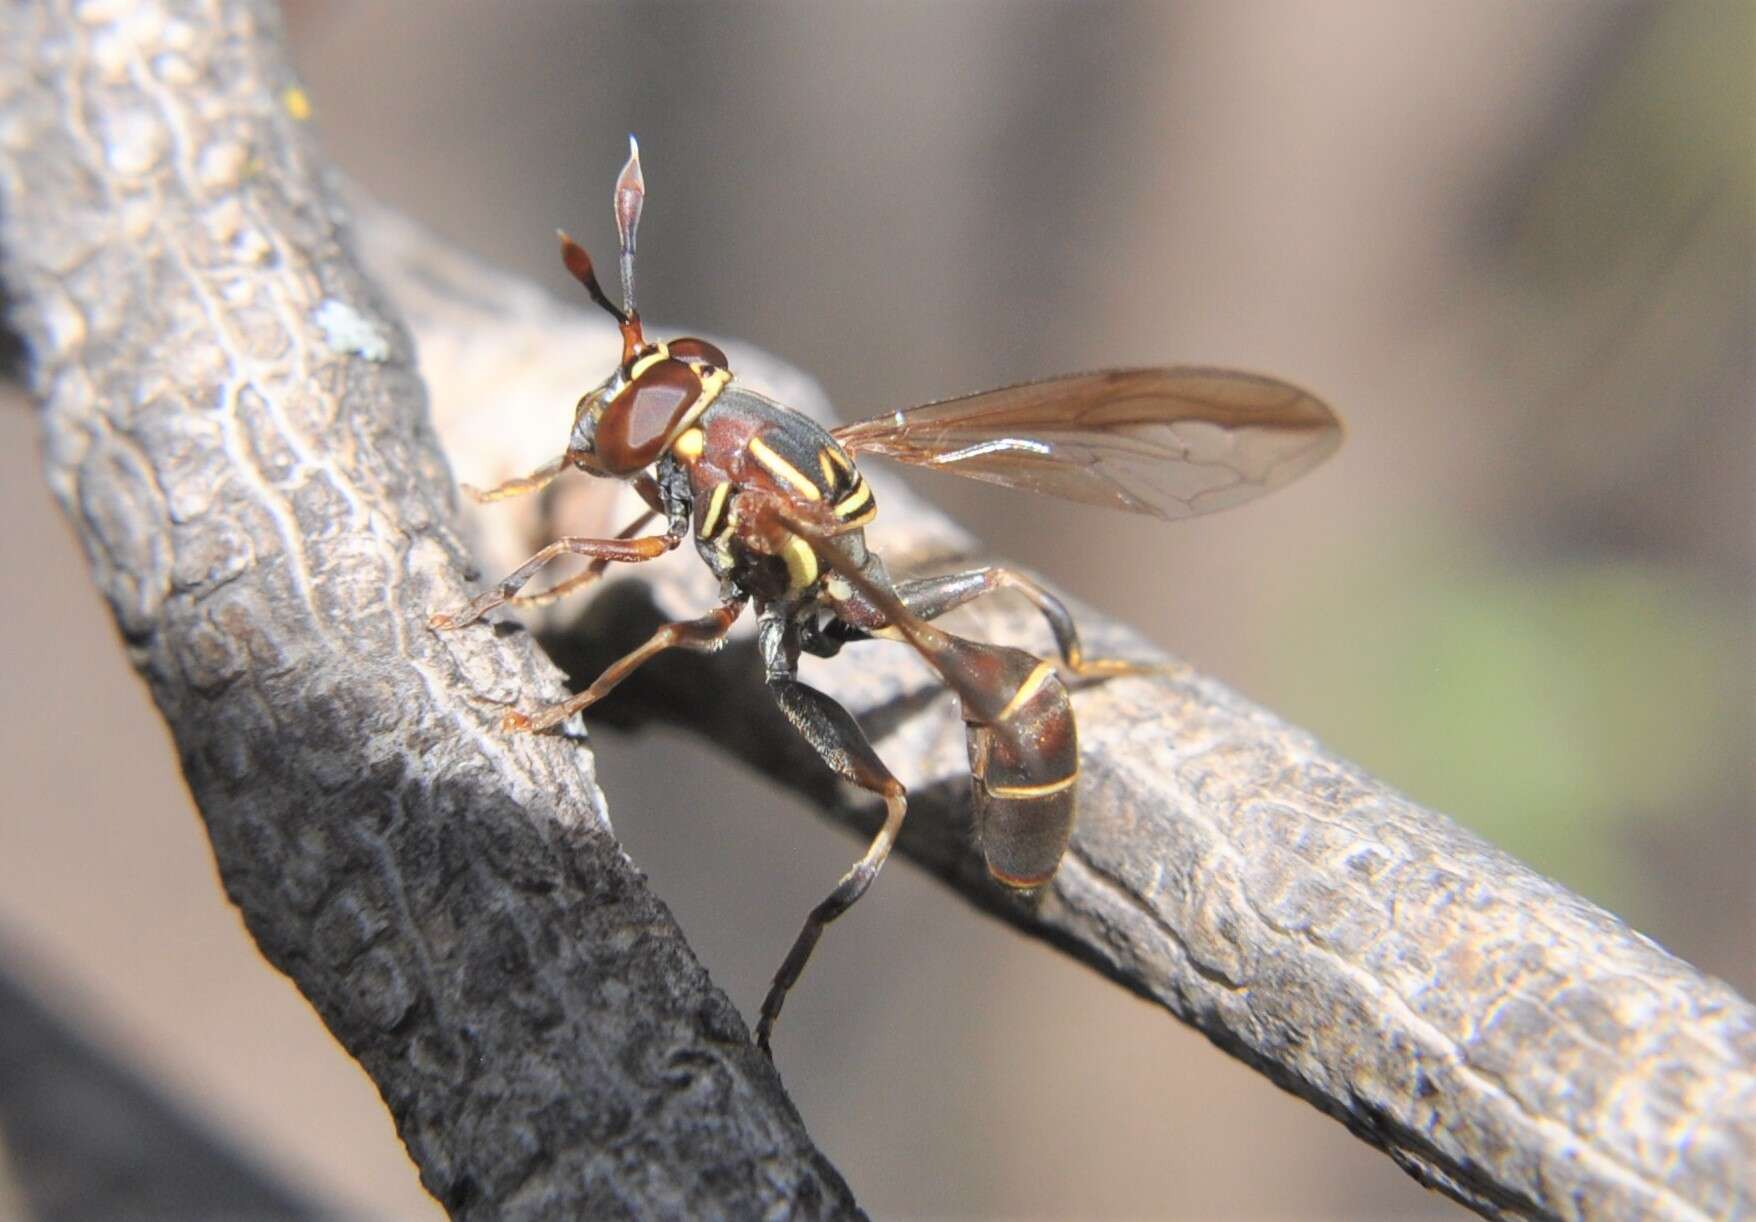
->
[961,646,1078,888]
[430,138,1341,1053]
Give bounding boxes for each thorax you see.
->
[660,384,878,604]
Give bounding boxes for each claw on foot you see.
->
[500,710,534,733]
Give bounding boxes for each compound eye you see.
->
[667,337,729,369]
[596,357,701,474]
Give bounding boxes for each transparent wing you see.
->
[832,367,1341,520]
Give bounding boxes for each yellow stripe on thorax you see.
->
[748,435,821,501]
[832,479,873,519]
[698,481,732,539]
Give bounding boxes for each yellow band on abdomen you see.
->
[985,771,1078,799]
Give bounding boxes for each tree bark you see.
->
[0,3,858,1218]
[3,2,1752,1220]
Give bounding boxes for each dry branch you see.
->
[0,3,855,1217]
[2,2,1752,1221]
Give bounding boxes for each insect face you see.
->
[554,138,732,482]
[569,342,733,479]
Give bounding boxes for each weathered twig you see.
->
[5,3,1753,1221]
[0,3,856,1217]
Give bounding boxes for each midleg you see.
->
[756,615,909,1054]
[428,525,681,629]
[500,596,747,733]
[890,566,1153,677]
[503,508,657,609]
[443,473,673,617]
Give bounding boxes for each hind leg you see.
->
[883,566,1157,677]
[756,614,908,1054]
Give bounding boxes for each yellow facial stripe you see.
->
[826,445,855,475]
[779,533,819,589]
[659,365,732,454]
[996,660,1056,722]
[748,436,821,501]
[672,427,705,461]
[694,365,731,406]
[985,770,1079,799]
[832,479,873,519]
[698,481,732,539]
[818,449,838,487]
[627,343,669,381]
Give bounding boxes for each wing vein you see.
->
[835,367,1341,520]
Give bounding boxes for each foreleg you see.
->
[458,454,568,503]
[502,508,658,609]
[429,525,681,629]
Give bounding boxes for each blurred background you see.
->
[1,2,1749,1217]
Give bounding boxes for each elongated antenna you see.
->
[614,134,644,321]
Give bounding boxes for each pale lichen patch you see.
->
[99,106,168,177]
[313,298,391,363]
[150,51,197,86]
[196,140,249,192]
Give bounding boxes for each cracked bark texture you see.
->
[0,3,857,1218]
[3,3,1753,1221]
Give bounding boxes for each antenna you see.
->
[556,230,625,325]
[614,134,644,321]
